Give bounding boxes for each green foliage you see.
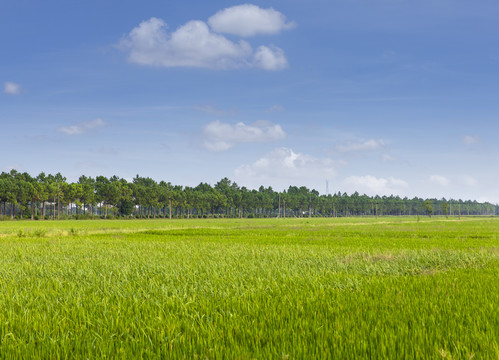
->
[423,200,434,217]
[0,218,497,358]
[441,201,449,215]
[0,170,497,220]
[117,199,135,216]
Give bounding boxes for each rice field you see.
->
[0,217,497,359]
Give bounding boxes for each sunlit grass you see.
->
[0,217,497,358]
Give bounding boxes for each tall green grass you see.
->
[0,218,497,358]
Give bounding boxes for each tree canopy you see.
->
[0,170,496,220]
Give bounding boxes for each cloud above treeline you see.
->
[343,175,408,196]
[58,118,107,135]
[203,120,286,151]
[429,175,450,187]
[118,4,293,70]
[234,147,340,188]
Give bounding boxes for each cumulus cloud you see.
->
[118,5,293,70]
[4,82,21,95]
[343,175,408,196]
[119,18,253,69]
[337,139,386,152]
[59,118,107,135]
[208,4,296,37]
[253,45,288,70]
[462,135,481,145]
[208,4,295,37]
[203,120,285,151]
[429,175,450,186]
[234,148,339,185]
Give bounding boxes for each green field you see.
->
[0,217,497,359]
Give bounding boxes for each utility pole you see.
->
[309,193,312,218]
[376,202,378,220]
[278,194,281,218]
[169,199,172,220]
[57,182,60,220]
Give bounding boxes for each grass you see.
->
[0,217,497,359]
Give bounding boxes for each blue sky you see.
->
[1,0,498,202]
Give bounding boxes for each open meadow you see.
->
[0,217,497,359]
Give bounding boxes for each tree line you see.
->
[0,169,497,220]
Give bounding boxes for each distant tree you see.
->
[117,180,134,217]
[423,200,434,218]
[441,201,449,216]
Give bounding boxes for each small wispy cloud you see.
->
[59,118,107,135]
[203,120,286,151]
[462,135,481,145]
[98,147,119,155]
[460,175,477,187]
[194,104,236,116]
[382,154,396,162]
[337,139,386,153]
[267,104,285,113]
[4,82,21,95]
[429,175,450,187]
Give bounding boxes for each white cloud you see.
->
[119,6,293,71]
[119,18,253,69]
[234,148,339,187]
[253,45,288,70]
[463,135,481,145]
[203,120,285,151]
[337,139,386,152]
[59,118,107,135]
[208,4,295,37]
[343,175,408,196]
[429,175,450,186]
[4,82,21,95]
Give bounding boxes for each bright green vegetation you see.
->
[0,217,498,359]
